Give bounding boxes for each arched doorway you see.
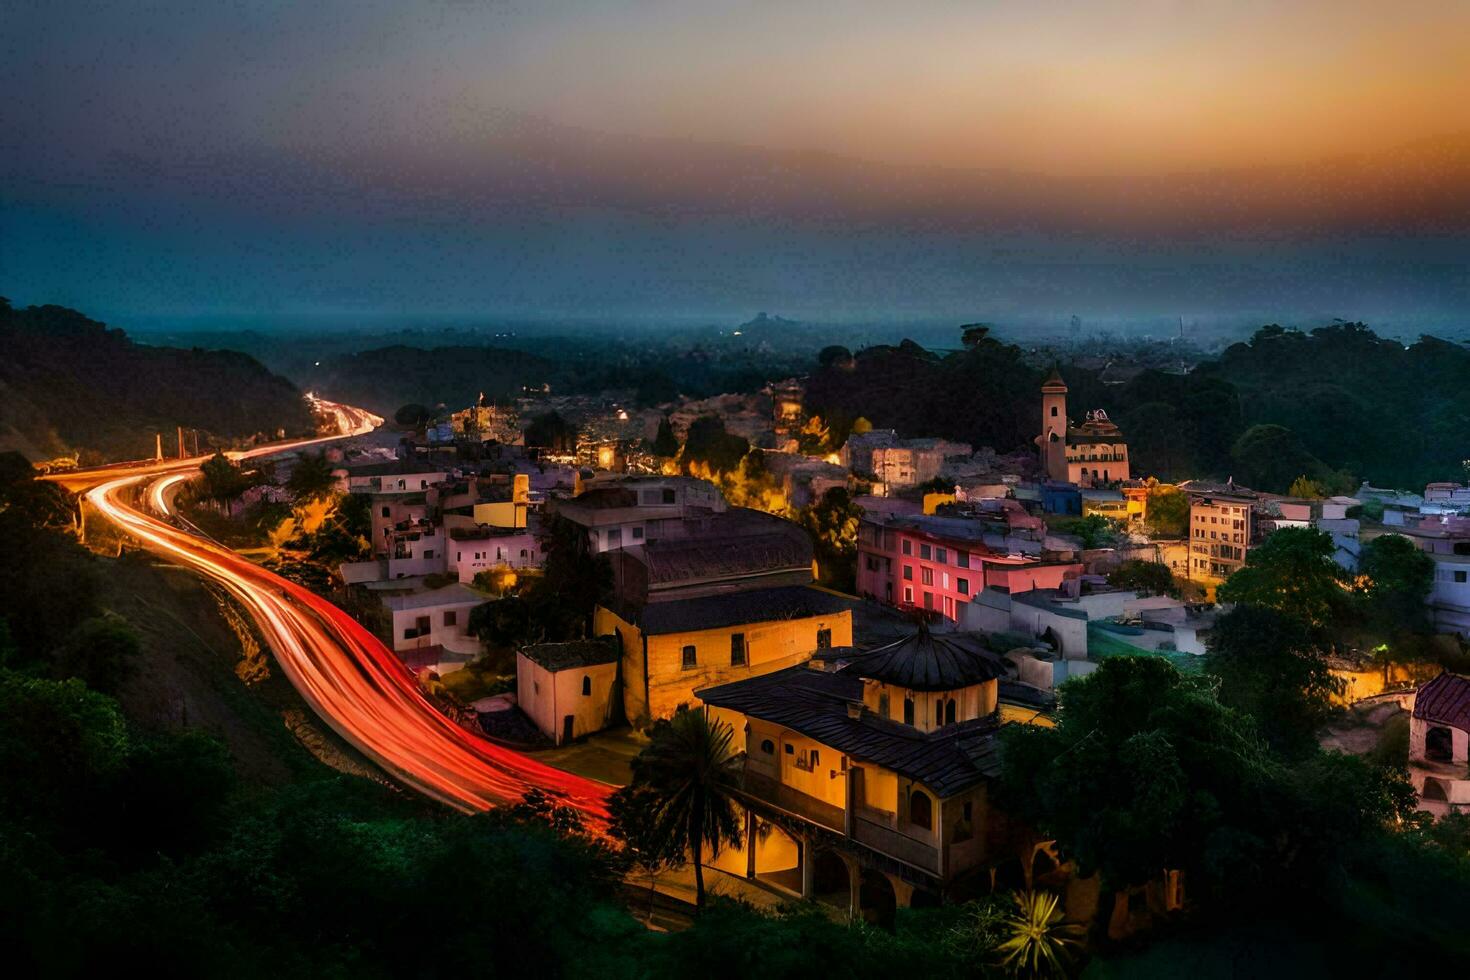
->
[812,849,851,909]
[859,870,897,929]
[1424,777,1449,802]
[1426,726,1454,762]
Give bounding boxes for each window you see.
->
[816,628,832,649]
[1427,726,1454,762]
[909,790,933,831]
[581,675,592,696]
[923,592,934,610]
[632,526,644,540]
[920,543,932,560]
[903,697,915,725]
[423,550,434,559]
[760,739,775,754]
[945,699,957,725]
[902,539,912,556]
[1455,570,1468,584]
[443,610,457,627]
[903,586,913,604]
[903,564,914,581]
[957,577,970,596]
[1050,405,1058,417]
[681,645,697,669]
[921,567,934,586]
[878,691,890,719]
[381,506,390,518]
[730,632,746,666]
[935,547,948,564]
[957,551,970,569]
[607,528,622,547]
[784,743,794,755]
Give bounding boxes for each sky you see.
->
[3,1,1468,328]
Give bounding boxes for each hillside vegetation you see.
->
[803,323,1470,492]
[0,300,315,464]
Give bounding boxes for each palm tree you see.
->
[996,890,1084,979]
[620,705,743,909]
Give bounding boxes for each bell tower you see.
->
[1040,368,1069,482]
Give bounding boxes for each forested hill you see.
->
[304,344,556,416]
[0,301,315,464]
[802,324,1470,492]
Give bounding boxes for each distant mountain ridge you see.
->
[305,344,556,417]
[0,301,316,464]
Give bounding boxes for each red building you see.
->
[856,514,1083,622]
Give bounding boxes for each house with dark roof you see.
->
[696,625,1040,918]
[1410,671,1470,815]
[516,638,622,745]
[593,509,855,724]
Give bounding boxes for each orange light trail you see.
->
[75,413,613,822]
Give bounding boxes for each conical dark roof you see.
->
[844,626,1004,691]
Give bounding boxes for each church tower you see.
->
[1040,368,1069,482]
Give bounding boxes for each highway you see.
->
[72,408,613,821]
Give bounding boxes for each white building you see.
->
[515,639,622,744]
[1409,672,1470,816]
[383,582,488,665]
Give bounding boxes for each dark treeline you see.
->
[0,301,315,464]
[803,323,1470,491]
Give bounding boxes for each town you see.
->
[6,2,1470,976]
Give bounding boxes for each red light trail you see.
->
[74,413,613,822]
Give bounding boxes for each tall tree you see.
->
[609,706,743,909]
[1216,527,1350,631]
[650,415,680,458]
[1358,533,1436,636]
[1204,605,1343,758]
[285,451,338,502]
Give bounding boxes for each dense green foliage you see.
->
[681,415,751,473]
[1106,559,1179,598]
[650,415,680,457]
[468,513,611,650]
[1204,606,1342,758]
[804,322,1470,490]
[1215,527,1350,630]
[796,486,863,592]
[284,451,339,502]
[0,301,313,464]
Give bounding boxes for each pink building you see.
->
[857,514,1083,622]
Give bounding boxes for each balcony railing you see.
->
[851,813,939,874]
[740,771,845,834]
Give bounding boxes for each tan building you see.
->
[516,639,622,745]
[1178,479,1259,590]
[1036,369,1130,487]
[593,508,854,724]
[698,628,1042,919]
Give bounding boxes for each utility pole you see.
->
[155,433,163,462]
[177,425,186,459]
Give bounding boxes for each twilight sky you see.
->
[4,1,1469,326]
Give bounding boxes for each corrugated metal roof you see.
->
[1414,671,1470,732]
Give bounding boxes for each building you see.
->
[382,582,488,670]
[516,639,622,745]
[1178,479,1259,589]
[1409,671,1470,816]
[698,627,1042,916]
[592,509,854,724]
[1036,369,1130,487]
[344,459,449,493]
[841,430,972,495]
[553,476,728,553]
[470,473,531,528]
[855,512,1082,622]
[1376,517,1470,637]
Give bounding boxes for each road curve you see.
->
[78,424,613,821]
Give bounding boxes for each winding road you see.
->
[68,410,612,821]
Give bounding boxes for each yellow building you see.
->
[1037,369,1130,487]
[698,627,1037,918]
[471,473,530,528]
[595,586,853,724]
[515,639,621,744]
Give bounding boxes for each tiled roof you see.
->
[520,638,620,672]
[843,627,1005,691]
[627,585,854,635]
[1414,671,1470,732]
[641,528,812,585]
[698,665,1004,797]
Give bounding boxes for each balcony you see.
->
[851,812,939,874]
[740,771,845,834]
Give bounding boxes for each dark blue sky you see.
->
[4,1,1468,329]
